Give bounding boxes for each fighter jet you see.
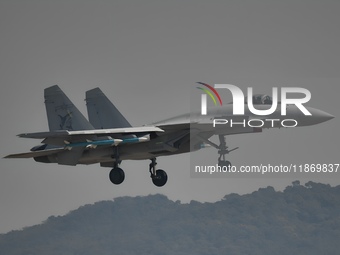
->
[5,85,334,187]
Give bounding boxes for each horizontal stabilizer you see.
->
[4,148,64,159]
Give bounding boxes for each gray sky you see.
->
[0,0,339,234]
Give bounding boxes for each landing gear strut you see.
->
[109,146,125,185]
[217,135,233,169]
[198,134,238,170]
[149,158,168,187]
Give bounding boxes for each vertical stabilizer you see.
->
[44,85,94,131]
[86,88,132,129]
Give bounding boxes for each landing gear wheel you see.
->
[218,160,232,171]
[152,169,168,187]
[109,168,125,185]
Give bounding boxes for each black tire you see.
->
[218,160,232,171]
[152,169,168,187]
[109,168,125,185]
[224,160,232,171]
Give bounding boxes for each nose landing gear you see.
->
[197,134,238,170]
[217,135,237,169]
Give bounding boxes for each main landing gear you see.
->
[109,147,167,187]
[109,163,125,185]
[149,158,168,187]
[109,147,125,184]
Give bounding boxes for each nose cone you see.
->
[299,107,334,126]
[311,108,334,122]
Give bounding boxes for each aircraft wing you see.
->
[17,126,164,146]
[18,126,163,139]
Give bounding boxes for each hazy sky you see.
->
[0,0,339,234]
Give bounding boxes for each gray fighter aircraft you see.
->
[5,85,334,187]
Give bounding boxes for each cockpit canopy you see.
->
[228,94,275,105]
[249,94,273,105]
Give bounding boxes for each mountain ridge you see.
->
[1,181,340,255]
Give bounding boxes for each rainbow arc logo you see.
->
[196,82,223,115]
[196,82,223,106]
